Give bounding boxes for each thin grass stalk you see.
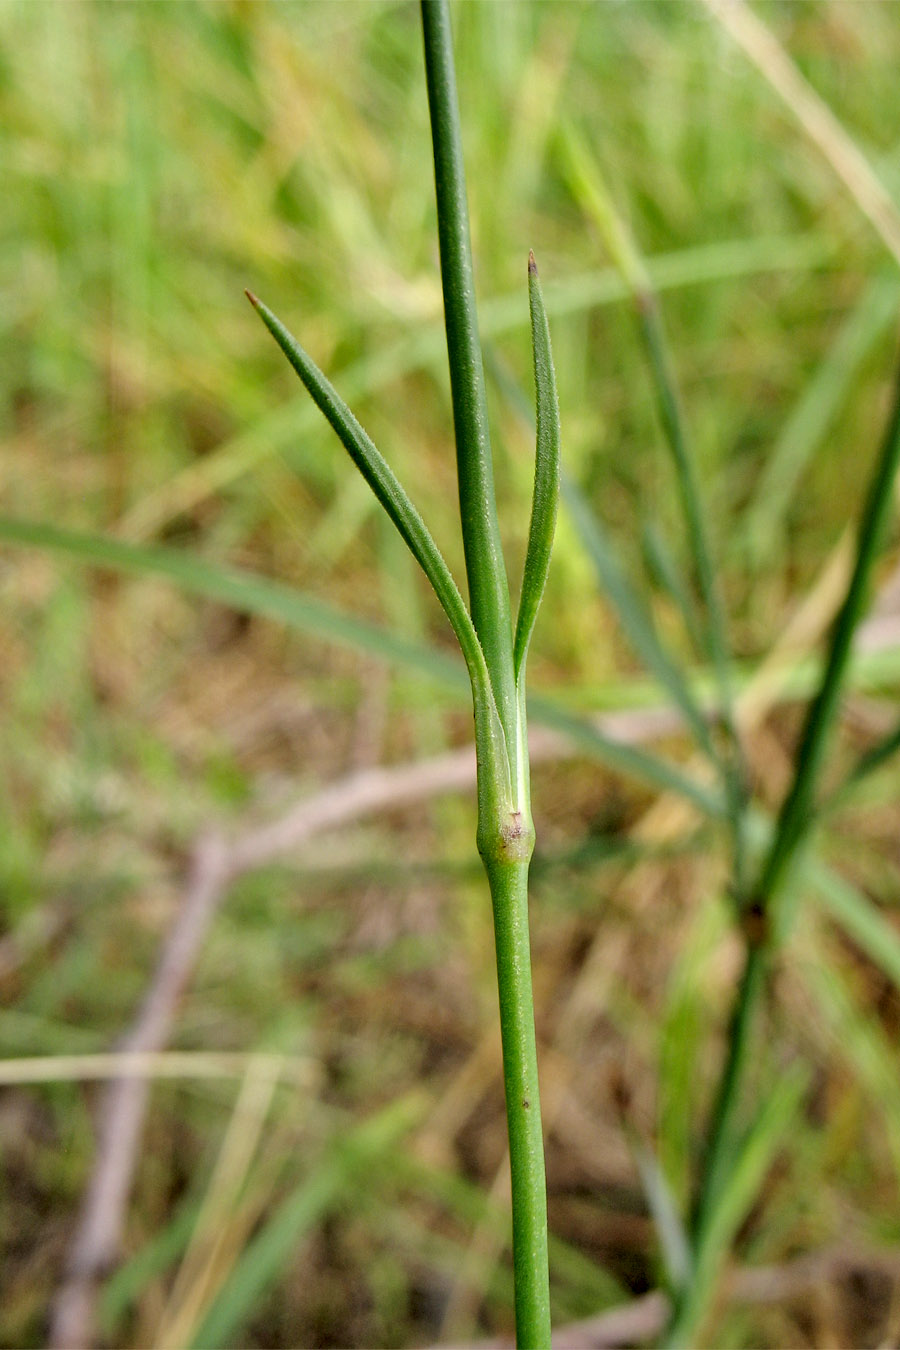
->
[664,943,767,1348]
[755,357,900,911]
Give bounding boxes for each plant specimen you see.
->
[246,2,558,1343]
[2,4,899,1347]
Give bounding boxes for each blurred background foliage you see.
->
[2,1,900,1346]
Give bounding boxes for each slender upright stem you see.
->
[690,940,767,1241]
[421,0,517,758]
[756,357,900,910]
[667,352,900,1346]
[420,6,550,1344]
[485,856,551,1348]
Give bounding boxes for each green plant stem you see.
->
[420,5,550,1344]
[485,855,551,1349]
[420,0,517,758]
[693,939,766,1232]
[664,943,766,1348]
[756,359,900,915]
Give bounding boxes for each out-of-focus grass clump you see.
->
[2,2,900,1347]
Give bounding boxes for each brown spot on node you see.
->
[522,1099,530,1110]
[741,899,770,948]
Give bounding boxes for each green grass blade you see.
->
[742,277,900,563]
[245,292,489,694]
[632,275,736,745]
[191,1095,426,1349]
[657,900,731,1215]
[100,1197,201,1333]
[527,694,726,819]
[641,520,707,662]
[558,121,731,672]
[800,943,900,1182]
[513,252,561,683]
[0,515,467,690]
[0,516,719,814]
[827,715,900,806]
[629,1134,692,1295]
[562,477,718,764]
[666,1064,808,1348]
[810,859,900,993]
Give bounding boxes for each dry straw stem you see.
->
[701,0,900,268]
[154,1059,284,1350]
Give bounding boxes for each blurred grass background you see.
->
[2,1,900,1346]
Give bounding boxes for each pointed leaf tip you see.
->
[514,245,560,682]
[245,289,260,307]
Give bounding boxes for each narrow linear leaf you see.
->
[246,292,485,695]
[828,715,900,805]
[513,251,561,682]
[810,858,900,993]
[641,519,707,663]
[629,1133,692,1294]
[562,476,719,764]
[694,1066,807,1303]
[559,120,738,770]
[0,517,719,813]
[743,277,900,562]
[0,515,466,688]
[527,694,726,819]
[247,292,514,798]
[669,1065,808,1347]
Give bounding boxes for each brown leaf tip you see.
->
[528,249,537,275]
[245,288,260,307]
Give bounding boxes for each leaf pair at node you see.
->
[246,250,560,800]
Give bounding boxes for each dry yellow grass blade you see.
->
[155,1056,285,1350]
[701,0,900,268]
[0,1052,314,1085]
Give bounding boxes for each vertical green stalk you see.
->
[250,8,556,1340]
[422,4,551,1343]
[487,855,551,1347]
[420,0,518,765]
[666,354,900,1348]
[664,940,767,1348]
